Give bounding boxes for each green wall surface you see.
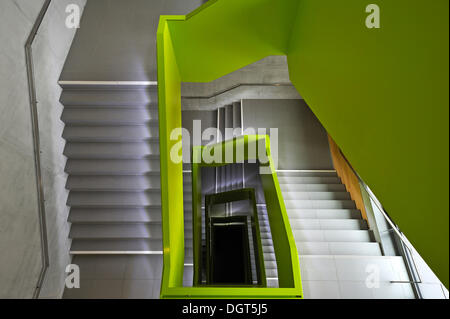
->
[287,0,449,287]
[168,0,299,82]
[157,17,186,290]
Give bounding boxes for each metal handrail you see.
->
[339,152,423,296]
[185,0,219,20]
[25,0,51,299]
[182,83,294,100]
[338,150,415,252]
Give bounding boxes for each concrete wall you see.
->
[34,0,87,299]
[0,0,85,298]
[0,0,47,299]
[181,56,301,111]
[242,99,333,170]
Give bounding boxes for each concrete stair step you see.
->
[292,230,374,242]
[276,171,337,177]
[265,268,278,278]
[264,260,278,269]
[284,199,356,209]
[289,219,368,230]
[263,253,276,261]
[282,191,351,200]
[67,191,164,208]
[64,142,159,159]
[66,175,161,191]
[267,278,279,288]
[263,245,275,254]
[60,88,157,106]
[297,242,382,256]
[69,224,165,239]
[68,208,167,224]
[278,176,341,184]
[63,125,159,142]
[70,238,163,253]
[280,183,346,192]
[70,224,192,241]
[261,238,275,247]
[61,108,158,125]
[286,209,362,220]
[65,159,160,175]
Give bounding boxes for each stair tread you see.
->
[67,191,165,207]
[60,88,157,106]
[286,209,362,219]
[64,142,159,159]
[70,224,192,239]
[276,171,337,177]
[66,175,161,191]
[68,208,168,223]
[292,229,374,242]
[289,219,368,230]
[284,199,356,209]
[61,108,158,125]
[280,183,346,192]
[282,191,351,200]
[296,241,382,256]
[278,176,341,184]
[69,224,164,239]
[65,159,160,175]
[70,238,163,252]
[63,125,159,142]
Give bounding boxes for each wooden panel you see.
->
[328,135,368,221]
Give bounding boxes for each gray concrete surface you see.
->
[0,0,46,299]
[0,0,86,299]
[63,255,163,299]
[60,0,204,81]
[242,99,334,170]
[181,56,302,110]
[33,0,88,299]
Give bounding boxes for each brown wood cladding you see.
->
[328,135,368,221]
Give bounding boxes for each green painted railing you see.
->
[158,132,303,298]
[191,135,303,298]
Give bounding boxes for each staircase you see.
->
[182,101,279,287]
[278,171,414,299]
[61,84,165,298]
[59,85,414,298]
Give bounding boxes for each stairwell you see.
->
[182,101,279,287]
[61,84,164,298]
